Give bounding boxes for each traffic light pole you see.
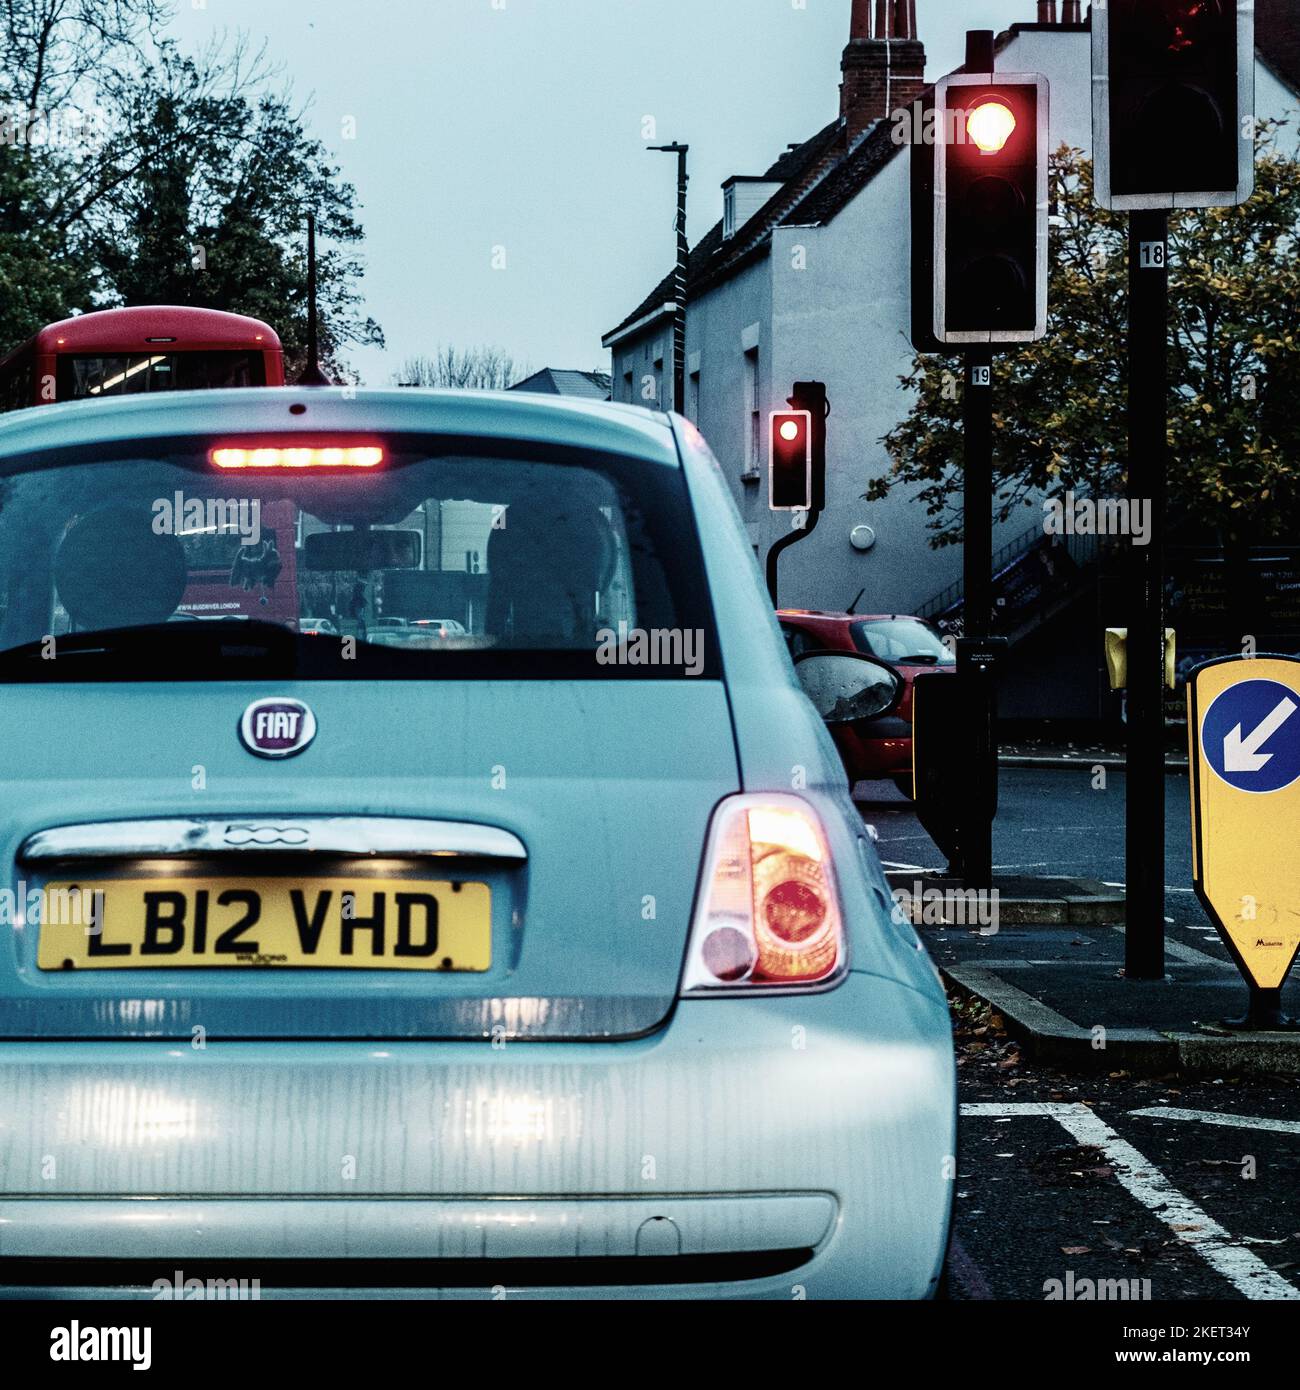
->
[960,345,996,890]
[766,383,828,606]
[766,507,822,608]
[963,349,994,646]
[1124,209,1169,981]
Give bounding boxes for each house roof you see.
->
[603,119,844,345]
[1259,0,1300,96]
[510,367,612,400]
[606,13,1300,347]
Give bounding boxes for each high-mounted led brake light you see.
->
[682,795,845,994]
[210,446,384,470]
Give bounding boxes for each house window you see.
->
[688,368,700,422]
[724,185,736,239]
[743,347,760,473]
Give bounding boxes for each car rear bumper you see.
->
[0,972,955,1299]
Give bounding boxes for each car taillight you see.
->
[682,795,845,994]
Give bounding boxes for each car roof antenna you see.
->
[297,212,333,387]
[847,587,866,616]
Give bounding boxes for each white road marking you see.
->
[1130,1107,1300,1136]
[961,1102,1300,1300]
[880,861,930,872]
[1109,924,1228,969]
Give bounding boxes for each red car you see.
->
[778,610,956,796]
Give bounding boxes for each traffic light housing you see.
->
[769,382,828,513]
[769,409,812,512]
[1093,0,1254,211]
[933,73,1049,345]
[909,85,946,355]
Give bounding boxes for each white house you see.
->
[603,0,1300,718]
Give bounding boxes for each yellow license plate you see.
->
[37,878,491,972]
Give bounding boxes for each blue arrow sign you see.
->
[1202,678,1300,794]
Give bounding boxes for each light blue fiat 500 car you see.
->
[0,388,954,1299]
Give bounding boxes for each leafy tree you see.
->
[0,3,382,377]
[0,0,164,344]
[93,41,382,378]
[0,142,94,339]
[872,128,1300,557]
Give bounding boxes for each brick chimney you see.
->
[1037,1,1057,21]
[1062,0,1082,21]
[840,0,926,141]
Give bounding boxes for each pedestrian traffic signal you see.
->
[1093,0,1255,210]
[769,409,812,512]
[932,73,1049,345]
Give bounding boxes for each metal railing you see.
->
[918,520,1102,628]
[919,480,1106,620]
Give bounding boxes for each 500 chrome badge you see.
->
[239,698,317,759]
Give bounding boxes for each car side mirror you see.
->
[794,651,903,725]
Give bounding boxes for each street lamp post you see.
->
[298,211,332,388]
[648,142,689,413]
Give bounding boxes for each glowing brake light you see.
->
[682,795,845,993]
[210,446,384,470]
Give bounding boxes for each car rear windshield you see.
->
[852,617,954,665]
[0,437,719,681]
[56,351,267,400]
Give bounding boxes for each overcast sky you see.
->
[172,0,1037,384]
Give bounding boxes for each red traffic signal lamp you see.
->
[933,73,1049,345]
[1093,0,1254,210]
[769,409,812,512]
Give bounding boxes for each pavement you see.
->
[999,732,1190,772]
[857,766,1300,1077]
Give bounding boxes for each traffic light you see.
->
[769,408,812,512]
[932,73,1049,345]
[1093,0,1254,210]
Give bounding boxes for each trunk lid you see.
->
[0,678,737,1040]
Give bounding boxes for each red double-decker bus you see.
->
[0,304,284,412]
[0,305,298,628]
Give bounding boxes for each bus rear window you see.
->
[57,351,266,400]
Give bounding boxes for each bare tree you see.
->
[0,0,168,117]
[396,346,530,391]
